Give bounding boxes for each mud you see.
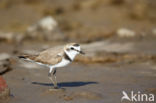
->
[1,62,156,103]
[0,37,155,103]
[0,0,156,103]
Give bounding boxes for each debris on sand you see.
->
[26,16,66,41]
[0,53,12,75]
[117,28,136,37]
[28,16,58,31]
[0,59,11,75]
[74,41,156,64]
[0,76,10,99]
[0,32,24,43]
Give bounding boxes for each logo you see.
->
[121,91,155,102]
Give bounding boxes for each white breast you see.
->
[53,58,70,68]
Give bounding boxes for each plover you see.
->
[19,43,85,89]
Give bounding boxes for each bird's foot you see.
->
[54,86,59,89]
[53,84,61,89]
[48,73,51,77]
[49,86,65,92]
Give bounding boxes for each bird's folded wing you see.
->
[33,47,64,65]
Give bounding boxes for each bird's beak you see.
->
[79,50,85,55]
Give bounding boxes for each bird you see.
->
[18,43,85,89]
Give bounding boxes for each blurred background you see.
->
[0,0,156,103]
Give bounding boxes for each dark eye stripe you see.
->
[70,47,74,50]
[73,43,79,47]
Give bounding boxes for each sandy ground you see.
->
[2,62,156,103]
[0,0,156,103]
[0,37,156,103]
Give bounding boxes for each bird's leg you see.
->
[48,68,58,89]
[48,73,55,87]
[48,67,56,88]
[53,69,58,89]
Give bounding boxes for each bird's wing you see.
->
[33,46,64,65]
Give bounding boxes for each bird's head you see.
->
[64,43,85,60]
[64,43,85,55]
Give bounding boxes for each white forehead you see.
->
[70,45,81,50]
[65,43,81,51]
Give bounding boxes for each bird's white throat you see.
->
[64,50,78,61]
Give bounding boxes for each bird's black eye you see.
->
[70,47,74,50]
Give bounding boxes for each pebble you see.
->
[26,16,65,41]
[117,28,136,37]
[27,16,58,32]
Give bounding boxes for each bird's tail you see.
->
[18,56,27,59]
[18,55,31,61]
[18,55,36,62]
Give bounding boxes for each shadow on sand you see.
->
[32,81,98,87]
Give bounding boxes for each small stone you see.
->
[26,16,65,41]
[33,16,58,31]
[117,28,136,37]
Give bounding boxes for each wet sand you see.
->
[0,36,155,103]
[0,0,156,103]
[2,61,156,103]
